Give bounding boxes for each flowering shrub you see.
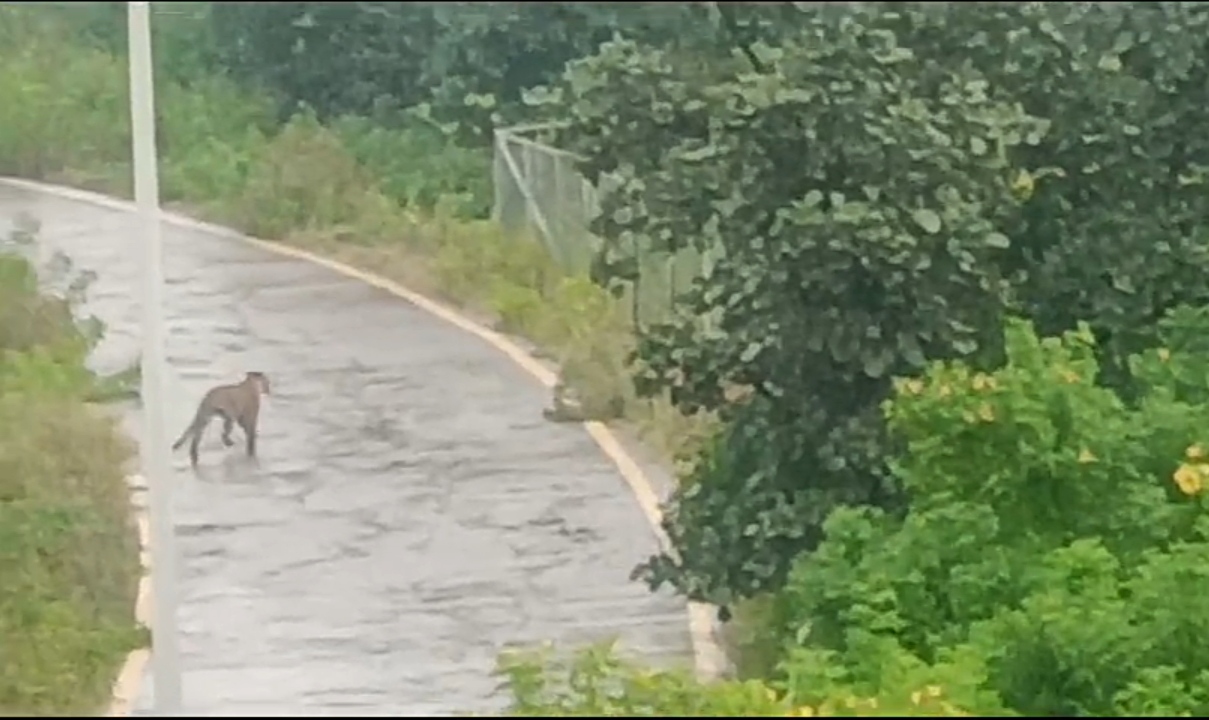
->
[778,312,1209,716]
[498,639,977,717]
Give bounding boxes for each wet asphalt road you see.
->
[0,183,692,715]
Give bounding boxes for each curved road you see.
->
[0,183,692,715]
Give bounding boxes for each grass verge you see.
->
[0,248,143,715]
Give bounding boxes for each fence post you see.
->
[492,126,559,259]
[492,128,507,225]
[551,151,567,269]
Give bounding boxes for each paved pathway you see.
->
[0,183,692,716]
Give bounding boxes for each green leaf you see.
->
[912,208,943,234]
[985,232,1011,249]
[1112,31,1135,54]
[1098,54,1123,72]
[863,352,889,379]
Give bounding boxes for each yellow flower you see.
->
[1158,347,1171,362]
[911,691,923,706]
[938,383,952,397]
[1188,444,1205,460]
[1078,447,1097,464]
[926,685,943,698]
[1174,463,1205,496]
[903,379,925,396]
[977,403,995,422]
[787,707,815,717]
[971,373,997,391]
[1011,169,1035,200]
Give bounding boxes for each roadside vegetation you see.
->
[5,2,1209,715]
[0,225,143,714]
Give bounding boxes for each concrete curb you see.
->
[105,474,152,717]
[0,176,732,713]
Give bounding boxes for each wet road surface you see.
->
[0,183,692,715]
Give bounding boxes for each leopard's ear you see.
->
[247,371,271,394]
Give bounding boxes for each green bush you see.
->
[760,311,1209,716]
[331,114,492,219]
[233,113,387,240]
[0,8,129,181]
[0,251,141,715]
[157,74,275,208]
[498,639,983,717]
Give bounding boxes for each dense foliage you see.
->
[0,241,142,714]
[775,311,1209,717]
[204,2,703,140]
[528,1,1209,613]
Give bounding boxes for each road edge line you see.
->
[0,176,731,687]
[106,476,152,717]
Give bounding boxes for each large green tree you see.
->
[532,1,1209,612]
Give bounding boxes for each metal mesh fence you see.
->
[492,123,709,328]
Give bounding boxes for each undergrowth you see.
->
[0,246,142,715]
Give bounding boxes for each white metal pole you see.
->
[127,2,182,714]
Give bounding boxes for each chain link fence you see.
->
[492,123,710,328]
